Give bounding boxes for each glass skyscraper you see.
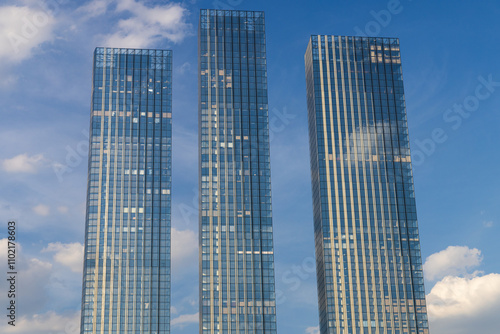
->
[198,9,277,334]
[80,47,172,334]
[305,36,429,334]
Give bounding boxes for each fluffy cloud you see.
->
[2,153,45,173]
[33,204,50,216]
[424,246,500,334]
[0,0,190,74]
[100,0,190,48]
[0,238,82,319]
[171,312,198,328]
[427,274,500,334]
[0,238,18,265]
[0,311,80,334]
[423,246,482,281]
[0,239,53,315]
[42,242,84,273]
[427,273,500,318]
[0,5,56,63]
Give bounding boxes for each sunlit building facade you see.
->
[199,9,277,334]
[305,36,429,334]
[80,47,172,334]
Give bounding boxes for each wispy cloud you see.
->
[0,310,80,334]
[483,221,494,228]
[172,125,198,179]
[75,0,113,20]
[99,0,191,48]
[171,227,198,279]
[57,205,69,214]
[33,204,50,216]
[0,0,191,83]
[171,312,198,328]
[305,326,319,334]
[177,61,192,75]
[2,153,46,173]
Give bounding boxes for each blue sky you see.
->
[0,0,499,333]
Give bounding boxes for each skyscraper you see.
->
[198,9,277,334]
[305,36,429,334]
[80,47,172,334]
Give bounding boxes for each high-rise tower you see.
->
[80,47,172,334]
[305,36,429,334]
[199,9,277,334]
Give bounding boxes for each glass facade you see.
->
[80,47,172,334]
[198,9,277,334]
[305,36,429,334]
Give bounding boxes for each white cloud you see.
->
[100,0,190,48]
[305,326,320,334]
[23,257,53,273]
[427,273,500,334]
[423,246,482,281]
[33,204,50,216]
[2,153,45,173]
[0,238,82,319]
[76,0,112,19]
[0,5,56,63]
[171,227,197,266]
[424,246,500,334]
[171,312,198,328]
[0,238,17,265]
[42,242,84,273]
[427,273,500,318]
[19,257,53,310]
[0,310,80,334]
[0,239,53,315]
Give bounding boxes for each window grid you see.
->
[305,35,429,334]
[81,47,172,334]
[199,9,277,334]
